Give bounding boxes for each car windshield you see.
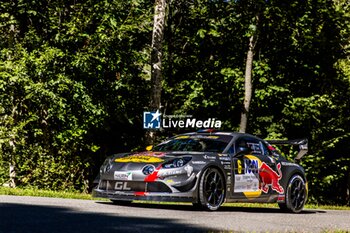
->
[153,135,232,153]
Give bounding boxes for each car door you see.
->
[230,136,280,200]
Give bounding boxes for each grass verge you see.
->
[0,186,94,200]
[1,186,349,210]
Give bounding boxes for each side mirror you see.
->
[146,145,153,151]
[234,147,252,158]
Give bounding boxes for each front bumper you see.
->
[94,161,199,202]
[92,188,195,202]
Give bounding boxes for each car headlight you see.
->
[100,157,113,174]
[162,157,192,169]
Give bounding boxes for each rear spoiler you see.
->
[266,139,308,162]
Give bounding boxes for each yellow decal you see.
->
[243,155,262,199]
[206,136,219,139]
[175,135,190,139]
[243,190,262,199]
[115,155,164,163]
[237,160,242,174]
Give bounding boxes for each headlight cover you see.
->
[162,157,192,169]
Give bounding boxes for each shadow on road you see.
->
[97,201,324,214]
[0,203,213,233]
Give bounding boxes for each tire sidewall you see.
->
[198,167,225,211]
[285,174,306,213]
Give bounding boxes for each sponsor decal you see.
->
[192,161,206,165]
[143,110,222,130]
[233,155,285,198]
[277,194,285,202]
[203,155,216,160]
[235,155,262,199]
[281,161,299,167]
[184,165,193,177]
[114,182,132,191]
[247,142,262,154]
[237,160,243,174]
[235,174,260,191]
[114,171,132,181]
[115,155,164,163]
[259,162,284,194]
[218,154,230,161]
[159,169,184,176]
[141,151,166,157]
[219,157,231,161]
[165,179,181,185]
[221,161,231,165]
[244,159,259,174]
[174,135,190,139]
[217,153,227,157]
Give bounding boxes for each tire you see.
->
[279,175,307,213]
[197,167,225,211]
[191,202,203,210]
[110,200,132,206]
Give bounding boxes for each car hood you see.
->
[110,151,208,171]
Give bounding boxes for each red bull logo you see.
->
[259,162,284,194]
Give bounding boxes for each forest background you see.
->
[0,0,349,205]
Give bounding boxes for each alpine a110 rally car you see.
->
[93,131,308,213]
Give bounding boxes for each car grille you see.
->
[99,180,172,193]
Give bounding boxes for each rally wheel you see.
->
[197,167,225,211]
[279,175,307,213]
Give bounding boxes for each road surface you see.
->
[0,195,349,232]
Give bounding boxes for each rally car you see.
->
[93,131,308,213]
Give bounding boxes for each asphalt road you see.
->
[0,195,349,233]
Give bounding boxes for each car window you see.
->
[153,135,232,153]
[260,141,271,156]
[235,137,263,155]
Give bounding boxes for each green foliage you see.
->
[0,0,153,191]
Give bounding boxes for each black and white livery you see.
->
[93,131,308,213]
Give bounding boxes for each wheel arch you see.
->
[281,165,307,191]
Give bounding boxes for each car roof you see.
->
[180,131,260,140]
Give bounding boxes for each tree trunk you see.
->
[239,35,255,133]
[150,0,166,110]
[146,0,167,145]
[9,163,16,188]
[8,24,17,188]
